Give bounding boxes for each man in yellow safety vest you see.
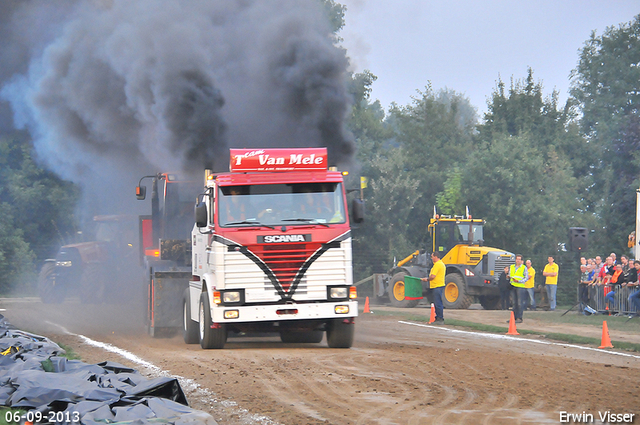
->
[508,254,528,323]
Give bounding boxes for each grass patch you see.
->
[527,310,640,332]
[362,308,640,352]
[57,342,81,360]
[40,344,80,371]
[0,407,26,425]
[416,315,640,352]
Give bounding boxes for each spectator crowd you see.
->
[497,251,640,321]
[578,254,640,317]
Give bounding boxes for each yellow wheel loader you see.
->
[382,211,515,310]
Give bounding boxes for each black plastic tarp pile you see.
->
[0,315,216,424]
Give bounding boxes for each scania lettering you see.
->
[183,148,364,349]
[261,234,310,243]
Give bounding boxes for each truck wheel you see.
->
[199,292,227,349]
[479,295,501,310]
[388,272,420,308]
[79,263,106,304]
[38,263,65,304]
[442,273,473,309]
[280,330,324,343]
[182,288,199,344]
[326,318,354,348]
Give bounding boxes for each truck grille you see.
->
[220,238,351,301]
[251,243,319,291]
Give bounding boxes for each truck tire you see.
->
[182,288,199,344]
[388,272,420,308]
[38,263,65,304]
[280,330,324,343]
[479,295,501,310]
[199,292,227,349]
[326,318,354,348]
[79,263,106,304]
[442,273,473,309]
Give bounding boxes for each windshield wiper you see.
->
[282,218,330,227]
[224,220,275,229]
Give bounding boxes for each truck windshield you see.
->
[218,182,346,227]
[455,223,483,244]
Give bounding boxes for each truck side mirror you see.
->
[351,198,365,223]
[136,185,146,200]
[195,201,208,228]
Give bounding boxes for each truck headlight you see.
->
[330,287,348,298]
[223,291,241,303]
[56,261,72,267]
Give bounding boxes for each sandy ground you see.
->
[1,297,639,425]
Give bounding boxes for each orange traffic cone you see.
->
[506,311,520,335]
[363,296,372,313]
[599,320,613,349]
[428,303,436,324]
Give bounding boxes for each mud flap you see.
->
[149,271,190,337]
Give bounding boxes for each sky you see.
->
[339,0,639,115]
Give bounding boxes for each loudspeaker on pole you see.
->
[569,227,589,252]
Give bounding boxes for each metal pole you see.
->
[633,189,640,260]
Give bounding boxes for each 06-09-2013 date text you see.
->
[5,410,80,424]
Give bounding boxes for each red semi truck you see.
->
[138,148,363,349]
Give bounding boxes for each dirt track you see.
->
[2,297,639,424]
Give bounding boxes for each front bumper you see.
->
[211,300,358,323]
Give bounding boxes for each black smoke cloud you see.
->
[0,0,354,217]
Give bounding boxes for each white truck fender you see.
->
[201,272,217,301]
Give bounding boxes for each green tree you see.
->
[570,14,640,256]
[0,203,35,293]
[350,86,478,279]
[462,134,584,303]
[390,86,477,243]
[435,167,462,215]
[319,0,346,34]
[348,70,391,161]
[480,69,588,170]
[0,133,80,293]
[352,149,423,278]
[472,69,597,304]
[347,70,403,278]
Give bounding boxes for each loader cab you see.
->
[429,217,484,256]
